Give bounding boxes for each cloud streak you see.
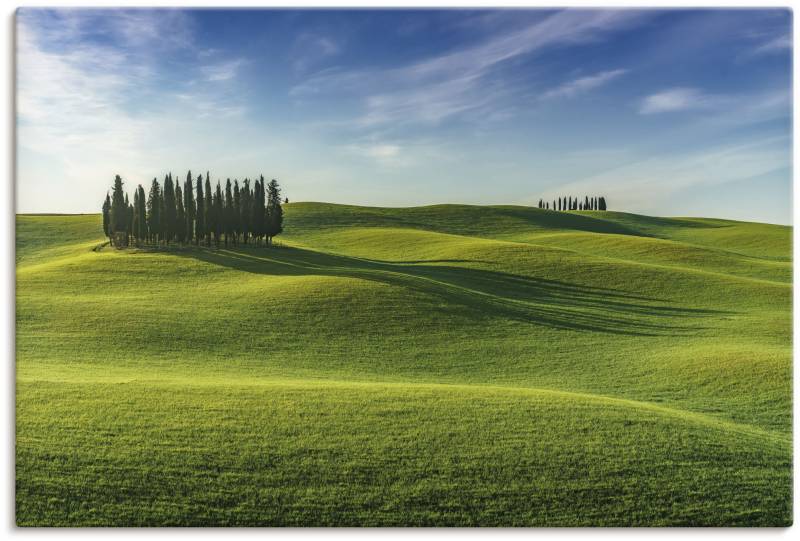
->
[292,9,648,128]
[542,68,628,100]
[541,136,790,213]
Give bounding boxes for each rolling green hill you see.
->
[15,203,792,526]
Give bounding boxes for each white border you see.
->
[2,1,796,538]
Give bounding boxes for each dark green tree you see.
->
[184,171,195,244]
[176,183,186,243]
[224,178,234,247]
[137,185,147,242]
[110,175,127,245]
[147,178,162,244]
[204,174,213,247]
[132,190,140,245]
[102,193,111,242]
[266,178,283,246]
[162,173,177,244]
[195,174,205,246]
[213,181,223,247]
[125,193,133,245]
[233,180,241,245]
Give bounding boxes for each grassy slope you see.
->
[15,204,792,526]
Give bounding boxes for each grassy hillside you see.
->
[15,204,792,526]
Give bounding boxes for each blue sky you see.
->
[16,8,792,223]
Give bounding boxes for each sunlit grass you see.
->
[15,204,792,526]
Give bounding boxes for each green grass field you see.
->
[15,203,792,526]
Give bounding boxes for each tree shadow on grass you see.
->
[172,245,729,337]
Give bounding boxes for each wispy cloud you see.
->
[16,8,249,211]
[291,33,341,73]
[751,33,792,56]
[292,9,648,128]
[540,136,790,213]
[542,68,628,100]
[201,59,246,82]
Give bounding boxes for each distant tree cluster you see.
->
[537,195,607,211]
[102,172,284,248]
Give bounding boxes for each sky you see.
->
[16,8,793,223]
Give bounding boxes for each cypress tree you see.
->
[254,176,267,244]
[125,193,132,245]
[110,175,127,245]
[137,185,147,242]
[266,178,283,246]
[132,190,140,245]
[162,173,177,244]
[224,179,234,247]
[213,181,223,247]
[176,184,186,243]
[233,180,241,245]
[184,171,195,244]
[195,174,205,246]
[102,193,111,242]
[204,174,213,247]
[147,178,162,244]
[241,179,251,244]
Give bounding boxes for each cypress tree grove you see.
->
[100,170,286,249]
[195,174,205,246]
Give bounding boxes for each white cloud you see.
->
[15,9,251,212]
[639,87,721,114]
[542,68,628,100]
